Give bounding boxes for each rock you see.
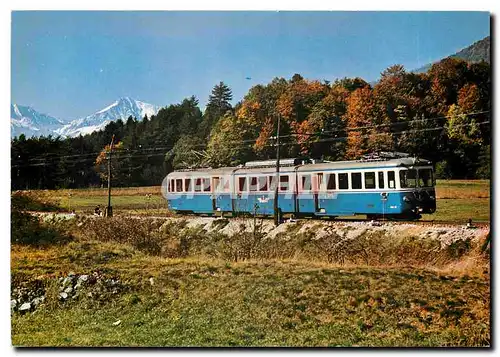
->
[78,275,89,282]
[64,287,73,294]
[11,299,17,310]
[32,296,45,306]
[112,320,121,326]
[149,277,154,286]
[62,277,72,287]
[59,292,68,300]
[19,302,31,312]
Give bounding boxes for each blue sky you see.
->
[11,11,490,120]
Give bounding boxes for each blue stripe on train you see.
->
[167,191,410,216]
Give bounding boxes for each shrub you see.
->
[11,210,72,246]
[11,191,61,212]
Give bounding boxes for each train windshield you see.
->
[400,168,434,188]
[418,168,434,187]
[399,169,417,188]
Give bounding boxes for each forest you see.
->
[11,57,490,190]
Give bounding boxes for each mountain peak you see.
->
[55,97,161,137]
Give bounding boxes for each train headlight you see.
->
[403,196,411,202]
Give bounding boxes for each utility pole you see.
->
[106,134,115,218]
[274,115,281,226]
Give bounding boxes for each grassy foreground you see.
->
[11,216,490,347]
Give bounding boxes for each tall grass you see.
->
[76,217,488,272]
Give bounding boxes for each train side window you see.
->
[239,177,247,192]
[301,175,311,191]
[176,179,183,192]
[338,173,348,190]
[203,178,211,192]
[280,175,289,191]
[184,178,192,192]
[351,172,362,189]
[388,171,395,189]
[250,177,258,191]
[378,172,385,189]
[224,177,230,192]
[194,178,202,192]
[213,177,221,192]
[168,179,172,192]
[258,176,268,191]
[269,176,276,190]
[327,173,336,190]
[364,172,375,189]
[317,173,324,190]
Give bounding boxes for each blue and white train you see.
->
[163,154,436,220]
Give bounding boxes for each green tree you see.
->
[206,113,254,167]
[200,82,233,137]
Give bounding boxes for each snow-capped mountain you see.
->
[11,97,161,139]
[11,104,66,139]
[55,97,160,137]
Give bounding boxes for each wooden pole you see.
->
[274,115,281,226]
[107,134,115,217]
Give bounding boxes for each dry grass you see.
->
[435,180,490,199]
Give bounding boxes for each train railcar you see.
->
[163,154,436,220]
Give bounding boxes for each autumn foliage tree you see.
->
[94,141,127,186]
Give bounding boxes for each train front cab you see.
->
[297,164,435,220]
[297,166,404,218]
[397,166,436,217]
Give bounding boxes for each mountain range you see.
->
[11,97,160,139]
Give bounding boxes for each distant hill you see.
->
[413,36,490,74]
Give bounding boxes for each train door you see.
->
[314,173,323,212]
[297,173,315,214]
[211,177,219,211]
[213,176,232,214]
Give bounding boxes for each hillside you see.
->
[413,36,490,73]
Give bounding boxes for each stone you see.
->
[59,292,68,300]
[19,302,31,312]
[78,275,89,282]
[32,296,45,306]
[112,320,121,326]
[11,299,17,309]
[64,287,73,294]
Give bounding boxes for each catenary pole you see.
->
[274,115,281,226]
[107,134,115,217]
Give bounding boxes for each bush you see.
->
[11,210,72,246]
[11,191,61,212]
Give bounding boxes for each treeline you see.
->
[11,58,490,190]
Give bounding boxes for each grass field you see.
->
[22,180,490,222]
[11,227,490,347]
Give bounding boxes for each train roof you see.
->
[167,157,432,177]
[167,166,237,178]
[296,157,432,171]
